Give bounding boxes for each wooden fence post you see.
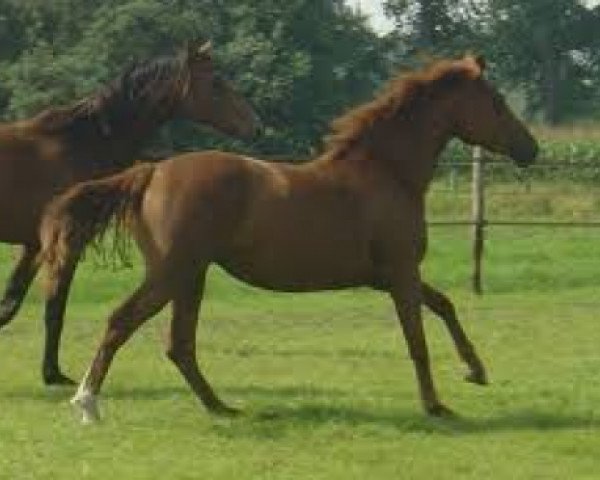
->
[471,146,485,295]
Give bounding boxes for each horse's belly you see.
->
[218,237,374,292]
[0,151,60,244]
[213,168,379,291]
[0,193,40,244]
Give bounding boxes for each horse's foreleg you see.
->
[390,269,452,416]
[421,282,488,386]
[165,268,237,416]
[0,245,38,327]
[71,276,169,423]
[42,253,82,386]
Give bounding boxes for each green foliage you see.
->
[2,0,599,149]
[484,0,600,123]
[384,0,600,124]
[1,44,100,118]
[384,0,484,54]
[0,0,388,156]
[540,139,600,165]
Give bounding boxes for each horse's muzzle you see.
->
[512,138,539,168]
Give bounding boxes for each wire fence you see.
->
[427,147,600,293]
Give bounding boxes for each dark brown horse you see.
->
[41,55,538,422]
[0,41,260,385]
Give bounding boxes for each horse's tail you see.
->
[40,163,156,295]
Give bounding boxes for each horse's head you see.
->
[448,55,538,167]
[178,41,262,139]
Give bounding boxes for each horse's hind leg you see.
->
[42,253,81,386]
[165,267,237,416]
[422,282,487,385]
[71,276,170,423]
[0,245,38,328]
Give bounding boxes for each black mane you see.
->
[35,54,189,139]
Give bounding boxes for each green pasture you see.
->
[0,223,599,479]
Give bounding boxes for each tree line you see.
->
[0,0,598,157]
[384,0,600,125]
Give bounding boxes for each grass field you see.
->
[0,226,600,479]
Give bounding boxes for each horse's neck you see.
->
[103,96,176,150]
[66,106,173,179]
[319,107,452,196]
[371,108,452,194]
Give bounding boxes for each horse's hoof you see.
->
[44,371,77,387]
[70,391,100,425]
[465,369,488,386]
[426,403,455,418]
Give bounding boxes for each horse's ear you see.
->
[197,40,213,59]
[463,54,485,78]
[184,40,213,66]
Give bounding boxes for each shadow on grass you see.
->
[1,386,74,404]
[0,385,188,403]
[4,383,600,435]
[226,385,600,435]
[246,403,600,436]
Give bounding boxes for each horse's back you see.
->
[136,151,261,263]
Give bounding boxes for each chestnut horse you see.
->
[41,55,537,422]
[0,41,260,385]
